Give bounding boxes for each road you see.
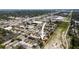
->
[44,29,64,49]
[44,24,69,49]
[44,11,73,49]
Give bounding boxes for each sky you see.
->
[0,0,78,9]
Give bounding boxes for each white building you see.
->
[4,26,12,30]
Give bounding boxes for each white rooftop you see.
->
[56,16,64,20]
[33,21,42,24]
[4,26,12,30]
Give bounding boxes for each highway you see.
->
[44,11,73,49]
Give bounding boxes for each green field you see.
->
[57,22,69,31]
